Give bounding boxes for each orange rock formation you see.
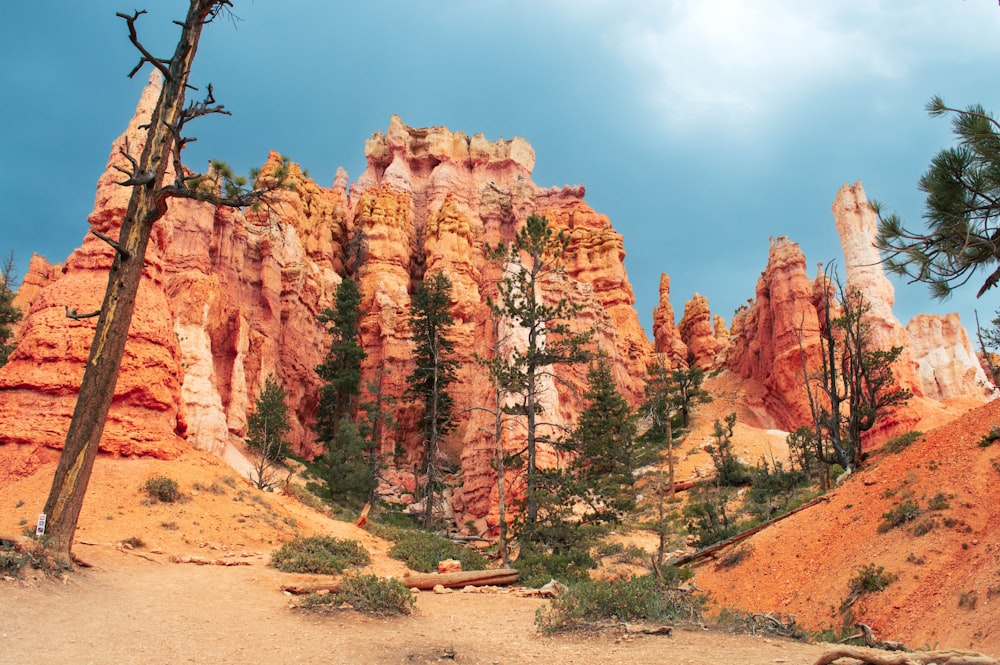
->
[678,293,721,370]
[2,76,993,527]
[0,81,653,527]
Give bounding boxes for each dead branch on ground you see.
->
[814,646,997,665]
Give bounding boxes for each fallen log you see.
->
[667,495,830,567]
[402,568,519,590]
[669,478,700,493]
[282,581,343,595]
[814,646,997,665]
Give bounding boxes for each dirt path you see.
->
[1,545,833,665]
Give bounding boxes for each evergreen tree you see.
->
[0,253,21,367]
[671,365,710,429]
[875,97,1000,298]
[315,276,366,443]
[247,375,291,462]
[705,412,748,486]
[316,418,373,506]
[357,366,396,506]
[639,357,709,497]
[572,359,638,515]
[487,214,592,533]
[313,276,371,506]
[405,272,460,527]
[245,374,291,489]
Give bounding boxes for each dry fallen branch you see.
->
[814,646,998,665]
[169,555,251,566]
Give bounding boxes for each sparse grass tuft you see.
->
[926,493,950,511]
[192,481,227,496]
[883,431,922,453]
[121,537,145,549]
[877,500,921,533]
[958,590,978,610]
[715,544,753,570]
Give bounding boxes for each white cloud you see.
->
[545,0,1000,132]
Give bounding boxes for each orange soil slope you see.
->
[695,398,1000,653]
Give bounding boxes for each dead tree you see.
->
[42,1,288,565]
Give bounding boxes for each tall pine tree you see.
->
[487,214,592,533]
[315,276,366,442]
[314,276,371,506]
[406,272,460,527]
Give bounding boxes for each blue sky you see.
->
[3,1,1000,337]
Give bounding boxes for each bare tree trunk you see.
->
[42,1,221,564]
[974,310,999,385]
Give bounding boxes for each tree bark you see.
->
[42,1,222,565]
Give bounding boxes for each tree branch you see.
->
[65,306,100,320]
[113,140,154,187]
[90,230,131,260]
[116,11,173,80]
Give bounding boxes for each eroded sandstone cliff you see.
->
[3,75,993,525]
[723,184,994,443]
[0,80,653,527]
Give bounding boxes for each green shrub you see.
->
[270,535,370,574]
[848,564,896,596]
[514,547,597,588]
[877,500,921,533]
[0,544,33,577]
[143,475,181,503]
[386,530,489,573]
[535,573,703,632]
[978,426,1000,448]
[0,540,59,577]
[300,573,415,616]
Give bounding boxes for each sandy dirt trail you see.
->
[1,546,833,665]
